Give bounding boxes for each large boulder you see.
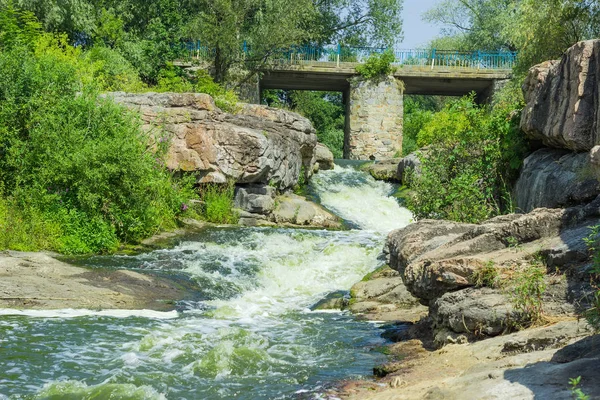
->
[514,148,600,212]
[105,92,317,190]
[387,197,600,303]
[521,40,600,151]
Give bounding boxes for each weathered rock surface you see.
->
[237,190,342,229]
[314,143,335,171]
[387,200,600,303]
[234,184,276,215]
[514,148,600,212]
[0,251,199,310]
[521,40,600,151]
[337,320,599,400]
[271,193,341,228]
[385,198,599,339]
[105,92,317,190]
[361,159,402,182]
[348,266,427,322]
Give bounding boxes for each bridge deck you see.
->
[259,63,511,95]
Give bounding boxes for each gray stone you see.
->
[234,184,275,214]
[387,197,600,303]
[514,148,600,212]
[346,76,403,160]
[521,40,600,151]
[361,159,402,182]
[397,149,425,183]
[104,92,317,190]
[270,193,341,228]
[314,143,335,171]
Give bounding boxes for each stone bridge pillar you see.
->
[344,76,403,160]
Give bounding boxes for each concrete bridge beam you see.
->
[344,76,404,160]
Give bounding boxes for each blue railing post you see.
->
[430,48,436,69]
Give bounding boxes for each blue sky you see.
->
[399,0,443,48]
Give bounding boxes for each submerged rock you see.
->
[361,159,402,182]
[105,92,317,190]
[514,148,600,212]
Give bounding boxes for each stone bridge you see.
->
[184,45,515,159]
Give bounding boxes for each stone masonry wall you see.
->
[345,76,403,160]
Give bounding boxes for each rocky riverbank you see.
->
[0,251,201,311]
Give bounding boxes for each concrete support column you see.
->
[344,76,404,160]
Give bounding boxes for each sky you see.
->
[399,0,443,49]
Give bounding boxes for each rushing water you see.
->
[0,164,413,400]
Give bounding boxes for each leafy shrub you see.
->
[583,225,600,331]
[510,264,547,326]
[356,49,396,79]
[472,261,500,288]
[85,46,146,92]
[319,128,344,159]
[155,63,194,92]
[0,8,196,254]
[194,70,239,112]
[406,90,528,223]
[199,181,238,224]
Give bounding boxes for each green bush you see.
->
[194,70,239,112]
[200,181,239,224]
[406,90,528,223]
[0,8,196,254]
[510,264,547,326]
[155,63,194,93]
[85,46,147,92]
[356,49,396,79]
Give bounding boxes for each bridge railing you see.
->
[184,42,517,71]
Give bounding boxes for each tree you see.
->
[423,0,600,73]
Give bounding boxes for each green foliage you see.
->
[85,45,146,92]
[424,0,600,75]
[406,88,527,223]
[263,90,345,158]
[402,95,445,156]
[582,225,600,331]
[199,181,238,224]
[155,63,194,93]
[356,49,396,79]
[510,264,547,326]
[194,70,239,112]
[472,261,500,288]
[293,165,308,195]
[569,376,590,400]
[0,8,196,254]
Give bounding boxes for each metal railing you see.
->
[184,41,517,71]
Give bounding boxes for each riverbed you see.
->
[0,164,413,399]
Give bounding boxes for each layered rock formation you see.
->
[386,199,598,344]
[514,148,600,212]
[521,40,600,152]
[105,92,317,190]
[517,40,600,210]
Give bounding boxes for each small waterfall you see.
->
[0,163,413,400]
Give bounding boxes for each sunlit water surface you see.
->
[0,164,412,400]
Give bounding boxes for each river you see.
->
[0,164,413,399]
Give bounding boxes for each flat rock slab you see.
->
[332,320,599,400]
[0,251,196,310]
